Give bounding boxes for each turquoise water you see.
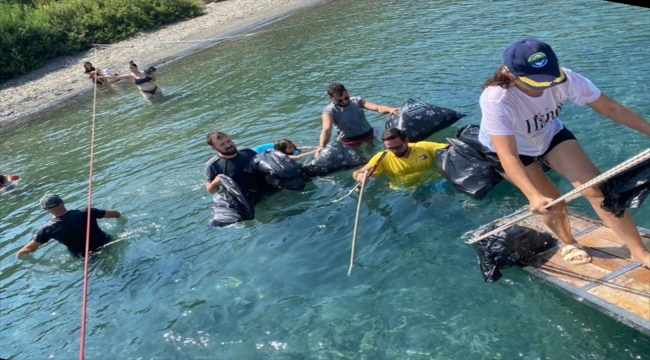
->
[1,0,649,359]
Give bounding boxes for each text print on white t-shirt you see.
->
[525,102,563,134]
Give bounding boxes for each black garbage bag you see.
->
[385,98,466,142]
[455,124,485,152]
[302,142,367,177]
[458,124,552,174]
[476,225,557,282]
[209,175,255,228]
[248,149,307,191]
[600,159,650,218]
[435,137,503,200]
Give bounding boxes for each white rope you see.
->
[92,48,99,107]
[332,184,360,203]
[347,170,369,276]
[99,237,126,248]
[333,151,389,204]
[466,148,650,244]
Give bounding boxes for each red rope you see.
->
[79,49,100,360]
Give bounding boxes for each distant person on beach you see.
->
[16,194,122,258]
[205,131,265,204]
[83,61,107,86]
[352,128,446,188]
[316,83,399,156]
[478,37,650,267]
[101,61,161,99]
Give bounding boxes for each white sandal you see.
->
[560,243,592,265]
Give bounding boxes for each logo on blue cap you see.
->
[527,52,548,68]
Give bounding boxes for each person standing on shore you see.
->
[478,37,650,267]
[101,61,162,99]
[316,83,399,155]
[16,194,122,258]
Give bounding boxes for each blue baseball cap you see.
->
[502,38,567,90]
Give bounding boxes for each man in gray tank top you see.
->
[317,83,399,155]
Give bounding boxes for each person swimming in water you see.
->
[100,61,162,99]
[83,61,107,86]
[274,139,317,160]
[0,173,20,192]
[16,194,122,258]
[251,140,317,160]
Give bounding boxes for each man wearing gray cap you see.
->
[16,194,122,258]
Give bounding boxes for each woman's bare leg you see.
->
[521,163,591,262]
[545,140,650,267]
[500,162,590,262]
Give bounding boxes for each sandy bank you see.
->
[0,0,326,132]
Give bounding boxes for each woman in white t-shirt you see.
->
[479,38,650,267]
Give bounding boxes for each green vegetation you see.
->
[0,0,204,81]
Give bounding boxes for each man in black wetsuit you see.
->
[204,131,264,204]
[16,194,122,258]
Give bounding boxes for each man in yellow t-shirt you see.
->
[352,128,448,188]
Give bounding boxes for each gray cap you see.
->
[40,194,63,209]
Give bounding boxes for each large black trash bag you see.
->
[600,159,650,218]
[455,124,485,152]
[248,149,307,191]
[476,225,557,282]
[209,175,255,228]
[458,124,551,174]
[385,98,466,142]
[302,142,367,177]
[435,137,503,200]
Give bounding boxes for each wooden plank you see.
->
[580,262,644,291]
[523,264,650,336]
[574,232,631,262]
[499,213,650,335]
[586,225,650,248]
[526,246,610,288]
[527,222,649,284]
[571,213,650,239]
[628,266,650,283]
[570,213,650,240]
[522,213,650,266]
[581,247,650,284]
[575,230,650,266]
[587,275,650,319]
[521,213,650,242]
